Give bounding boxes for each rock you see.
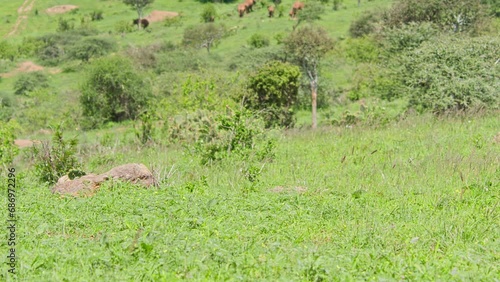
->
[103,163,155,187]
[52,163,155,196]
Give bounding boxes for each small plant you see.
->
[90,10,104,21]
[57,18,74,32]
[14,72,49,95]
[31,125,83,184]
[115,20,135,33]
[201,4,217,23]
[192,108,275,165]
[0,120,19,166]
[135,110,156,145]
[248,33,270,48]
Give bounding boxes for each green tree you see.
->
[284,26,334,128]
[80,56,152,128]
[246,61,301,128]
[123,0,154,27]
[183,23,226,53]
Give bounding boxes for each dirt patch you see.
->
[6,0,36,37]
[14,139,41,148]
[493,132,500,144]
[46,5,78,14]
[0,61,61,78]
[145,10,179,23]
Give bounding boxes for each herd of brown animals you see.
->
[237,0,304,19]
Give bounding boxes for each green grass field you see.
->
[1,0,499,280]
[8,114,499,281]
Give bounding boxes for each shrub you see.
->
[90,10,103,21]
[67,37,116,62]
[0,40,17,61]
[400,36,500,113]
[57,18,75,32]
[248,33,270,49]
[0,91,15,121]
[191,108,275,164]
[80,56,152,128]
[115,20,135,33]
[201,4,217,22]
[30,125,83,184]
[349,10,383,38]
[382,22,438,53]
[156,70,240,115]
[0,120,19,165]
[14,72,49,95]
[246,61,301,128]
[17,37,45,58]
[384,0,489,33]
[343,36,380,63]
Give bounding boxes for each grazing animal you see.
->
[268,5,275,17]
[289,1,304,19]
[133,18,149,29]
[245,0,256,13]
[238,3,247,17]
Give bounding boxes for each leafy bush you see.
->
[0,40,17,61]
[201,4,217,22]
[30,125,83,184]
[57,18,75,32]
[17,37,45,58]
[156,70,240,115]
[385,0,489,33]
[246,61,301,128]
[115,20,135,33]
[382,22,438,53]
[248,33,270,49]
[400,36,499,113]
[67,37,116,62]
[14,72,49,95]
[349,10,383,38]
[90,10,103,21]
[343,36,380,63]
[0,91,15,121]
[191,108,275,165]
[0,120,19,166]
[80,56,152,128]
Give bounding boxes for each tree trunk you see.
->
[311,85,317,129]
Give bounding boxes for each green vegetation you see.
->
[0,0,498,280]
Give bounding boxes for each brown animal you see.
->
[133,18,149,29]
[238,3,246,17]
[290,1,304,19]
[268,5,275,17]
[245,0,256,13]
[293,1,305,10]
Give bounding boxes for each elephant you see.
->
[238,4,247,17]
[268,5,275,17]
[289,1,304,19]
[133,18,149,29]
[245,0,256,13]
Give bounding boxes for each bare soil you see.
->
[145,10,179,23]
[45,5,78,14]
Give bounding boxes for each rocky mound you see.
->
[52,163,156,196]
